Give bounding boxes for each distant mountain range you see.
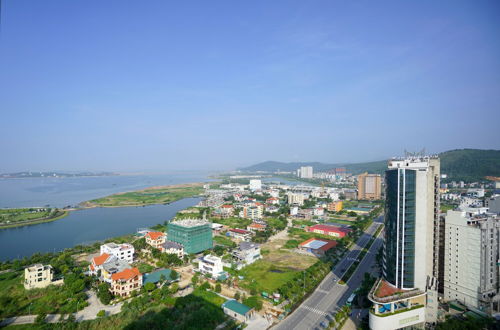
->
[238,149,500,181]
[0,171,118,178]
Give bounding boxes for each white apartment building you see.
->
[249,179,262,191]
[287,193,305,206]
[299,166,313,179]
[198,254,224,278]
[100,242,135,263]
[444,210,500,314]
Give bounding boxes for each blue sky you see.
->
[1,0,499,172]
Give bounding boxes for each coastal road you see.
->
[273,216,384,330]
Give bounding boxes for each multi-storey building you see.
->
[241,205,263,219]
[369,155,441,329]
[198,254,224,278]
[110,267,142,297]
[161,241,184,258]
[299,166,313,179]
[145,231,166,250]
[249,179,262,191]
[357,172,382,200]
[167,219,212,254]
[232,242,261,266]
[24,264,55,289]
[100,242,135,263]
[287,193,305,206]
[327,201,343,212]
[443,210,500,314]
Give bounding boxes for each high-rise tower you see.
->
[368,155,441,329]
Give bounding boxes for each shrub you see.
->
[97,310,106,318]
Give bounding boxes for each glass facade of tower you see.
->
[383,169,416,289]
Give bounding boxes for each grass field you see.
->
[82,183,205,207]
[236,237,316,293]
[211,217,252,229]
[0,208,68,228]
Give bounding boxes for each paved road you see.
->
[274,216,384,330]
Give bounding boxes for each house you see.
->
[266,197,280,205]
[313,207,325,216]
[217,204,234,218]
[299,238,337,256]
[161,241,184,258]
[211,222,225,234]
[327,201,343,212]
[101,258,131,283]
[222,300,255,323]
[100,243,135,263]
[233,242,261,266]
[145,231,166,249]
[227,228,253,241]
[290,206,299,216]
[198,254,224,279]
[265,205,279,213]
[110,267,142,297]
[307,224,351,238]
[24,264,62,289]
[296,208,313,219]
[247,222,267,232]
[89,253,114,276]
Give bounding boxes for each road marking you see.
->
[316,289,329,294]
[300,305,328,316]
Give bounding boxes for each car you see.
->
[320,321,328,328]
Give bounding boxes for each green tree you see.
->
[170,269,179,281]
[97,310,106,318]
[234,291,241,301]
[144,282,156,292]
[97,283,112,305]
[215,283,221,293]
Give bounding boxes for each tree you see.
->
[97,283,112,305]
[170,269,179,281]
[234,291,241,301]
[144,282,156,292]
[213,245,225,256]
[215,283,221,293]
[97,310,106,318]
[132,238,147,251]
[243,296,263,311]
[191,273,200,286]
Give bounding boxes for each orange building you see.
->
[110,267,142,297]
[327,201,343,212]
[145,231,166,249]
[357,172,382,200]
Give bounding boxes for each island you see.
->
[80,182,206,208]
[0,208,69,229]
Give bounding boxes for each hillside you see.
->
[239,149,500,181]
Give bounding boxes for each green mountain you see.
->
[239,149,500,182]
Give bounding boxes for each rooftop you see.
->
[368,279,425,303]
[146,231,165,240]
[102,258,130,273]
[299,238,337,251]
[111,267,141,282]
[92,253,111,266]
[171,219,210,228]
[309,224,351,233]
[163,241,183,249]
[229,228,251,234]
[239,242,260,250]
[222,299,253,316]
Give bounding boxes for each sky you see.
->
[0,0,499,172]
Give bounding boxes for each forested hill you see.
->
[239,149,500,182]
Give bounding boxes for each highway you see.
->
[273,216,384,330]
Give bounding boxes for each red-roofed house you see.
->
[145,231,166,249]
[110,267,142,297]
[247,223,267,232]
[307,224,351,238]
[227,228,253,241]
[266,197,280,205]
[89,253,113,275]
[299,238,337,256]
[218,204,234,218]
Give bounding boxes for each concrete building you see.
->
[168,219,213,254]
[100,243,135,263]
[369,155,441,329]
[145,231,166,250]
[443,210,500,314]
[24,264,56,289]
[161,241,184,258]
[241,205,263,219]
[101,258,131,283]
[327,201,343,212]
[110,267,142,297]
[485,195,500,214]
[249,179,262,191]
[198,254,224,278]
[299,238,337,257]
[287,192,305,206]
[299,166,313,179]
[227,228,253,241]
[357,172,382,200]
[232,242,261,266]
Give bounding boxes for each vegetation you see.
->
[0,207,68,228]
[82,183,205,207]
[210,216,252,229]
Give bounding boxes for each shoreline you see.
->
[0,182,208,230]
[0,211,69,229]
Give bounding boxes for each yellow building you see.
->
[357,172,382,200]
[327,201,343,212]
[24,264,60,290]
